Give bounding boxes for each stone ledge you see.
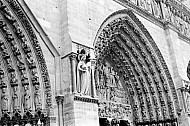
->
[73,95,99,103]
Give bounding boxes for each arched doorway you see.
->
[94,9,180,126]
[0,0,52,125]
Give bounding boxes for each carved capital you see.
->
[91,59,96,67]
[55,96,64,104]
[69,53,77,61]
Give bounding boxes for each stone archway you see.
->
[94,9,180,126]
[0,0,52,125]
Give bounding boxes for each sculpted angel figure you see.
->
[76,49,91,95]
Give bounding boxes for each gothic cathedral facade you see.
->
[0,0,190,126]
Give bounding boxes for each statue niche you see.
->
[76,49,91,96]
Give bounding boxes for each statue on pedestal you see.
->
[76,49,91,95]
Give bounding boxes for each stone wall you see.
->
[23,0,190,126]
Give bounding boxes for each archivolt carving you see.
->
[94,9,180,125]
[0,0,52,125]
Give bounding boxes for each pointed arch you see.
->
[94,9,180,125]
[0,0,52,125]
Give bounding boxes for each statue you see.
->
[186,93,190,112]
[26,53,36,69]
[34,84,42,110]
[13,86,19,111]
[103,62,110,86]
[31,69,39,85]
[110,67,117,87]
[10,72,18,86]
[1,86,8,112]
[76,49,91,95]
[23,85,31,111]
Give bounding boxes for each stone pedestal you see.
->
[63,94,99,126]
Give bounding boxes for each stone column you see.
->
[91,59,97,98]
[69,53,77,94]
[56,96,64,126]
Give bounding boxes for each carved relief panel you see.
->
[95,60,132,120]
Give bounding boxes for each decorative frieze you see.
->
[98,101,132,120]
[117,0,190,40]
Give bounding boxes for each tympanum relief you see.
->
[95,60,131,120]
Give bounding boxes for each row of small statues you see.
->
[1,84,42,113]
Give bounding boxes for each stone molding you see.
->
[0,0,52,125]
[5,0,52,108]
[74,95,99,104]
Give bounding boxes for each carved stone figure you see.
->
[26,53,36,69]
[34,84,42,110]
[23,84,31,111]
[186,93,190,112]
[76,49,91,95]
[145,0,152,14]
[152,0,162,19]
[31,69,39,85]
[10,72,18,86]
[12,44,21,56]
[23,43,31,53]
[12,86,19,111]
[6,58,14,72]
[1,86,8,112]
[103,62,111,86]
[20,70,29,86]
[110,67,116,87]
[2,46,9,59]
[0,69,4,79]
[4,7,15,22]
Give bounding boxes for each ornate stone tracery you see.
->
[94,9,180,125]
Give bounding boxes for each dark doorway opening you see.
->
[99,118,130,126]
[99,118,110,126]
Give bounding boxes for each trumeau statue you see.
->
[76,49,91,96]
